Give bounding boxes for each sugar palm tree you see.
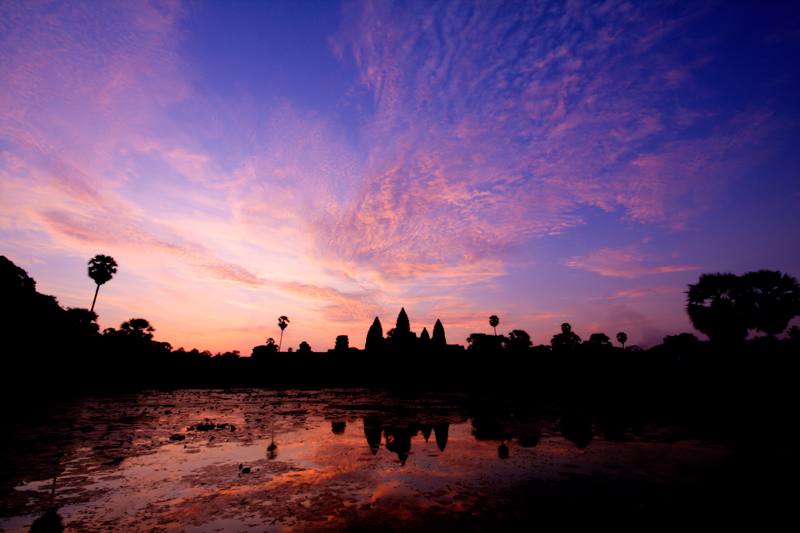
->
[489,315,499,336]
[277,316,290,351]
[87,254,118,313]
[616,331,628,349]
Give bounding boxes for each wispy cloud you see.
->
[606,286,683,299]
[566,247,700,278]
[326,0,780,279]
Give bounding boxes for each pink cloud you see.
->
[607,286,683,299]
[566,247,700,278]
[324,0,782,285]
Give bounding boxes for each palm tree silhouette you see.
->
[489,315,499,336]
[277,316,289,351]
[87,254,118,313]
[616,331,628,349]
[741,270,800,337]
[687,272,748,343]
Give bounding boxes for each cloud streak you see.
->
[566,247,700,278]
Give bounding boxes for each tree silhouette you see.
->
[505,329,532,352]
[616,331,628,349]
[365,317,383,352]
[489,315,499,336]
[65,308,99,337]
[741,270,800,336]
[551,322,581,352]
[119,318,154,340]
[252,338,278,359]
[467,333,504,352]
[663,333,700,350]
[588,333,611,346]
[298,341,312,353]
[87,254,117,313]
[687,270,800,341]
[687,273,749,343]
[277,316,290,351]
[1,255,36,295]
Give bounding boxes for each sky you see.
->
[2,0,799,353]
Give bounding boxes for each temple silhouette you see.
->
[361,417,451,465]
[344,307,463,356]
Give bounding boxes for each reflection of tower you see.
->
[331,420,346,435]
[385,427,413,466]
[420,425,432,442]
[433,424,449,452]
[363,417,382,455]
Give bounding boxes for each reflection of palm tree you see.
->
[277,316,289,352]
[87,254,118,313]
[267,423,278,459]
[489,315,499,336]
[31,455,64,533]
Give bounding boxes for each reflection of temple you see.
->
[362,417,451,465]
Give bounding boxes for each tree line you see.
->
[1,254,798,398]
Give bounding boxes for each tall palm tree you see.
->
[616,331,628,349]
[277,316,290,351]
[489,315,499,336]
[87,254,118,313]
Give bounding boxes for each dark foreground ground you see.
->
[0,388,793,531]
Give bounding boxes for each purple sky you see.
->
[2,0,799,352]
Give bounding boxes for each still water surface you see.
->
[1,389,732,531]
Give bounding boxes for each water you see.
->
[0,389,735,531]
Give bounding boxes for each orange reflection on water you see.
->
[1,390,733,532]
